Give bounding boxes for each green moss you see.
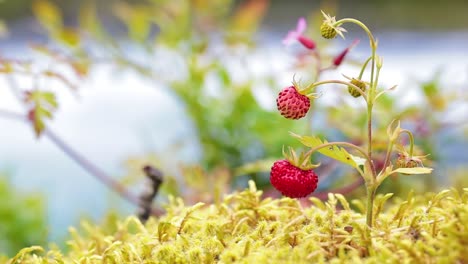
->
[6,182,468,263]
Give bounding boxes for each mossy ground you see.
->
[4,182,468,263]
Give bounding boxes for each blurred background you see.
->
[0,0,467,256]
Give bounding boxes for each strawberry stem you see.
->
[399,129,415,157]
[301,80,368,101]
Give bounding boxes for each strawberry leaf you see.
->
[25,90,58,137]
[233,158,277,177]
[290,133,360,169]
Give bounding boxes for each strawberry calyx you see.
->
[292,75,321,99]
[283,146,320,171]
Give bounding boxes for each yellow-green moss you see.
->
[5,182,468,263]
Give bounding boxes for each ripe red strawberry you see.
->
[270,159,318,198]
[276,86,311,119]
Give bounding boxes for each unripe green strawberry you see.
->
[320,23,337,39]
[348,78,366,98]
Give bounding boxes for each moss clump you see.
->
[6,182,468,263]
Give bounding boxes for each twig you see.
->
[138,165,163,222]
[0,109,163,216]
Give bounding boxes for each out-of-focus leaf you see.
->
[128,7,152,42]
[0,61,13,74]
[229,0,268,35]
[422,80,446,111]
[393,167,433,175]
[0,20,9,38]
[25,90,58,137]
[79,0,106,38]
[56,27,80,47]
[291,133,360,169]
[42,70,77,91]
[32,0,63,31]
[159,176,180,197]
[0,176,47,256]
[30,44,55,56]
[70,61,90,79]
[114,3,152,42]
[233,158,276,177]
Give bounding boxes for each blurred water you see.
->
[0,29,468,241]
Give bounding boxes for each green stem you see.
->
[301,80,367,101]
[369,49,376,96]
[358,56,373,80]
[373,62,381,91]
[366,184,376,227]
[366,102,376,178]
[399,129,415,157]
[332,17,380,229]
[335,18,378,96]
[335,18,376,46]
[381,141,394,175]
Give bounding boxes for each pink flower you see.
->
[333,39,360,67]
[283,17,316,50]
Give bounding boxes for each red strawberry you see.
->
[276,86,311,119]
[270,159,318,198]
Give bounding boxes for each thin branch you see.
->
[0,109,163,216]
[138,165,164,222]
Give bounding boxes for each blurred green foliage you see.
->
[0,176,47,257]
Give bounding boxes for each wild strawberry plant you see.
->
[271,12,433,227]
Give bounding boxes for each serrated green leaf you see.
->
[26,90,58,137]
[290,133,359,169]
[32,0,63,31]
[393,167,433,175]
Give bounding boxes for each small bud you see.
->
[297,35,316,50]
[387,120,401,142]
[333,39,360,67]
[320,11,347,39]
[348,78,366,98]
[376,56,383,69]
